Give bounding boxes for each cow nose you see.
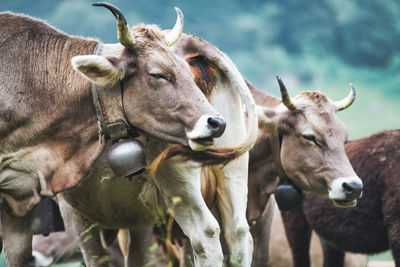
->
[342,181,363,200]
[207,116,226,138]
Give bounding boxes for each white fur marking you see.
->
[328,176,363,200]
[186,115,225,139]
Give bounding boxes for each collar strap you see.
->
[91,43,139,141]
[270,126,291,181]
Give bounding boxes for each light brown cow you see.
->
[0,3,233,266]
[245,79,362,266]
[59,31,258,267]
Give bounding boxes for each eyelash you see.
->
[303,134,318,145]
[151,73,170,81]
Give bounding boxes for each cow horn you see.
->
[334,83,356,111]
[92,2,137,48]
[277,76,296,110]
[165,7,184,47]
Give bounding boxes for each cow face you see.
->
[71,4,225,151]
[259,78,363,208]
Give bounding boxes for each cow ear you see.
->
[71,55,125,86]
[185,54,216,97]
[257,106,279,132]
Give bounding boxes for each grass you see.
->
[368,250,394,262]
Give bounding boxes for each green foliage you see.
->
[1,0,398,138]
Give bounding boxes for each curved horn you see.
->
[92,2,137,47]
[334,83,356,111]
[277,76,296,110]
[165,7,184,47]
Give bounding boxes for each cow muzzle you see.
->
[186,115,227,151]
[328,176,363,208]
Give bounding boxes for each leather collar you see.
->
[270,126,291,181]
[91,43,139,141]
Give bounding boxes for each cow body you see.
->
[59,33,258,267]
[0,7,230,266]
[281,129,400,267]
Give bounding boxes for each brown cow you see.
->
[281,130,400,267]
[267,196,368,267]
[163,79,363,266]
[0,3,230,266]
[58,31,259,267]
[245,80,363,266]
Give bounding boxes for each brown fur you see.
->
[0,12,102,214]
[200,165,218,208]
[282,130,400,267]
[148,141,253,175]
[299,91,329,106]
[247,81,358,266]
[186,54,217,99]
[132,24,164,43]
[0,10,236,266]
[57,32,257,267]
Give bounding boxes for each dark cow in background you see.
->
[267,197,368,267]
[281,130,400,267]
[0,2,234,266]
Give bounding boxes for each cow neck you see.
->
[270,126,291,182]
[91,43,139,141]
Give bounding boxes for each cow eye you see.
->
[302,134,318,145]
[151,73,169,81]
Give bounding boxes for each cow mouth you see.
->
[188,137,214,151]
[332,199,358,208]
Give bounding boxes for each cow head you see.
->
[71,3,225,151]
[258,77,363,208]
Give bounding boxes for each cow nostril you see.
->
[207,117,226,138]
[342,182,353,193]
[342,181,363,198]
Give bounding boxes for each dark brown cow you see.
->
[281,129,400,267]
[0,4,230,266]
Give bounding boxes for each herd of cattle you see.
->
[0,2,397,267]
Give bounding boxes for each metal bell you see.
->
[274,180,306,211]
[107,139,147,177]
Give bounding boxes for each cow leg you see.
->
[384,222,400,266]
[154,163,223,267]
[319,237,345,267]
[386,223,400,266]
[179,238,195,267]
[216,155,253,266]
[58,196,110,267]
[1,210,33,266]
[118,227,153,267]
[281,208,312,267]
[250,196,274,267]
[388,236,400,267]
[381,188,400,266]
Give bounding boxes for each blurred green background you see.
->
[0,0,398,265]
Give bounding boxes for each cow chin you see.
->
[188,138,214,151]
